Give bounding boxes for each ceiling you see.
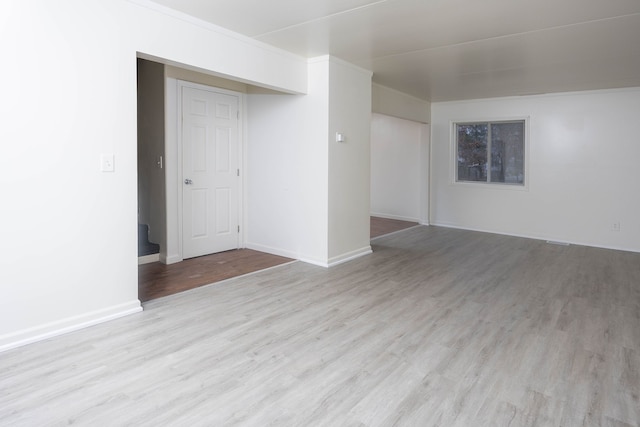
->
[150,0,640,102]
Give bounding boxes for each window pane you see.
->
[457,123,488,182]
[490,122,524,184]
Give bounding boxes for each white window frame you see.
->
[450,116,530,191]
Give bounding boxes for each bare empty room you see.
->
[1,1,640,425]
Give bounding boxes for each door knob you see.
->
[184,178,193,185]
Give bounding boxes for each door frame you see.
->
[164,78,245,264]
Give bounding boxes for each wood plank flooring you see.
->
[2,226,640,426]
[138,249,293,302]
[370,216,418,239]
[139,217,414,302]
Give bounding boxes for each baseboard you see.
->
[0,300,142,353]
[370,212,420,222]
[245,243,374,268]
[430,221,640,254]
[138,253,160,265]
[327,245,373,267]
[244,242,298,260]
[431,221,551,243]
[297,257,330,268]
[371,224,424,241]
[162,253,183,265]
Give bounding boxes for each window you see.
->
[456,120,525,185]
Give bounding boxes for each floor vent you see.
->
[546,240,570,246]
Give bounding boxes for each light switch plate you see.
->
[101,154,115,172]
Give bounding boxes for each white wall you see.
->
[245,74,329,265]
[327,58,373,264]
[246,57,373,267]
[430,88,640,252]
[0,0,307,351]
[371,113,428,223]
[130,1,306,94]
[372,83,430,124]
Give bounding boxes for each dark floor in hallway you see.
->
[138,249,293,302]
[370,216,418,238]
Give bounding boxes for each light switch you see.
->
[101,154,115,172]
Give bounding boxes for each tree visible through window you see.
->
[456,120,525,185]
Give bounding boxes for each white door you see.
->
[182,85,240,259]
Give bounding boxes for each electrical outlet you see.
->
[612,221,620,232]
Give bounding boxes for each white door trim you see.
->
[164,78,245,264]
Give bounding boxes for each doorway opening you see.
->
[137,58,165,265]
[137,56,289,302]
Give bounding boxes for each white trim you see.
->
[138,253,160,265]
[297,257,331,268]
[546,240,571,246]
[419,123,430,225]
[238,92,246,248]
[449,116,530,191]
[244,242,298,261]
[371,225,424,241]
[429,120,435,225]
[162,254,183,265]
[0,301,142,353]
[165,77,181,265]
[370,212,420,222]
[327,246,373,267]
[241,93,249,250]
[430,221,640,254]
[297,246,374,268]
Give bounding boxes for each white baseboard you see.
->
[246,243,374,268]
[371,224,423,241]
[162,253,183,265]
[327,246,373,267]
[430,221,640,254]
[297,257,330,268]
[370,212,420,222]
[431,221,548,243]
[298,246,374,268]
[0,300,142,353]
[244,242,298,260]
[138,253,160,265]
[245,242,332,269]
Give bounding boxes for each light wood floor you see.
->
[139,216,415,302]
[2,226,639,426]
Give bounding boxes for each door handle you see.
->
[184,178,193,185]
